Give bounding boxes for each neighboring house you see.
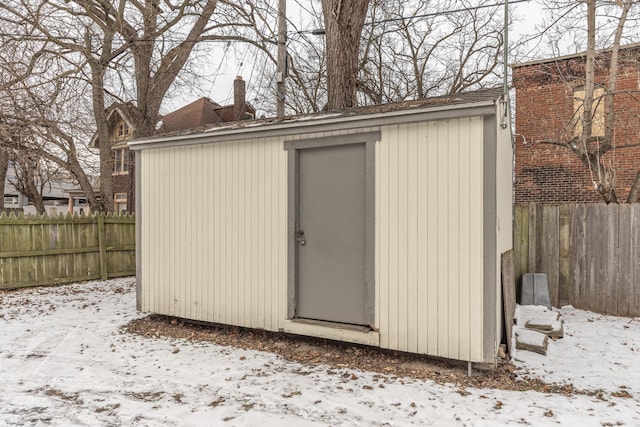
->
[130,88,513,366]
[2,161,87,215]
[89,103,137,214]
[91,76,254,213]
[512,44,640,204]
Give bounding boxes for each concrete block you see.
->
[519,273,552,309]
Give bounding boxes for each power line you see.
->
[0,0,532,43]
[295,0,531,35]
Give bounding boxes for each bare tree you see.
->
[0,75,102,212]
[522,0,640,203]
[181,0,510,115]
[358,0,508,105]
[0,0,220,212]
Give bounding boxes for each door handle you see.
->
[296,230,306,246]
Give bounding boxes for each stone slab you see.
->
[515,329,549,356]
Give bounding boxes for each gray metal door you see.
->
[296,143,367,325]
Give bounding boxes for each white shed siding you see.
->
[139,128,377,332]
[376,118,485,362]
[139,138,288,331]
[138,115,495,363]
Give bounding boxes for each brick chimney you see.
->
[233,76,246,120]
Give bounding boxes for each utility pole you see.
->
[276,0,287,119]
[501,0,509,129]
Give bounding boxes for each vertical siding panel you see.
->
[246,140,255,328]
[273,137,282,330]
[447,120,461,360]
[469,118,484,361]
[214,143,222,324]
[416,123,429,354]
[226,141,234,325]
[257,140,266,328]
[181,146,189,317]
[149,149,157,312]
[179,147,186,317]
[232,142,240,325]
[406,123,419,353]
[238,141,246,325]
[182,147,190,318]
[140,151,147,311]
[246,141,254,326]
[457,119,472,361]
[168,147,176,316]
[174,147,182,317]
[250,140,259,327]
[387,125,400,351]
[436,121,449,357]
[397,125,409,352]
[221,142,229,324]
[192,146,200,320]
[157,149,165,314]
[187,146,195,319]
[378,128,390,349]
[265,139,274,330]
[426,122,439,356]
[173,147,179,315]
[205,144,214,322]
[141,151,148,311]
[374,139,381,332]
[156,149,164,313]
[277,137,287,329]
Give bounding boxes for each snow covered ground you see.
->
[0,278,638,426]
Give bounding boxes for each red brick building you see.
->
[512,45,640,204]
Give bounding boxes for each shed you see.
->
[130,88,513,366]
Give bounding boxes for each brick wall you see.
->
[513,48,640,204]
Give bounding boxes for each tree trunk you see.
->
[628,170,640,203]
[89,61,114,213]
[0,149,8,209]
[321,0,370,109]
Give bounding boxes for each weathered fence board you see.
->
[0,213,135,289]
[515,203,640,317]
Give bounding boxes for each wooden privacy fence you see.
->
[0,212,135,289]
[514,203,640,317]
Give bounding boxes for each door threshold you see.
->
[282,318,380,347]
[292,317,372,333]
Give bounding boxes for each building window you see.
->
[117,122,130,138]
[114,193,127,214]
[113,148,130,174]
[573,86,605,138]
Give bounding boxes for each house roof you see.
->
[160,97,256,133]
[160,97,224,133]
[130,87,506,151]
[512,42,640,68]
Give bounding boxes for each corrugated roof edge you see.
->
[129,87,504,150]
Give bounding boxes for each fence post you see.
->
[97,214,108,280]
[558,204,571,306]
[527,202,538,273]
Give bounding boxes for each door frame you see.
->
[284,131,379,327]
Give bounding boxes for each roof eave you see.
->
[129,97,501,151]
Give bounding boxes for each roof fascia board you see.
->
[130,101,497,151]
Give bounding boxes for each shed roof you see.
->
[130,87,505,151]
